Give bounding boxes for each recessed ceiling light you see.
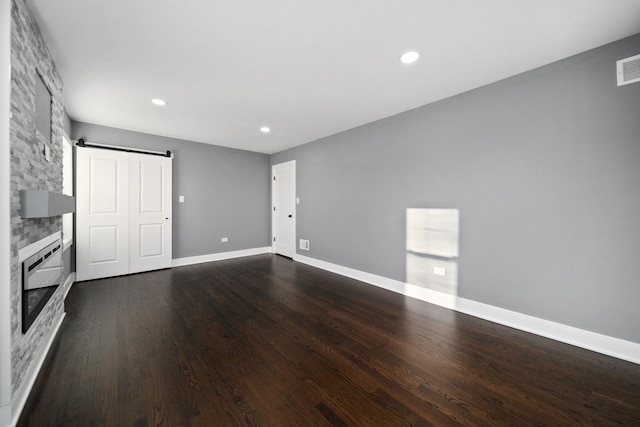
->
[400,51,420,64]
[151,98,166,106]
[260,126,270,133]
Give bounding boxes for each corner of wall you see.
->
[1,0,14,419]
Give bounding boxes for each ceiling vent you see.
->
[617,53,640,86]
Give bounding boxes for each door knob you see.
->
[288,214,292,218]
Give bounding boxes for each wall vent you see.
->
[617,53,640,86]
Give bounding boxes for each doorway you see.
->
[272,161,296,258]
[76,146,173,281]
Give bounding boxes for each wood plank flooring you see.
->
[17,254,640,426]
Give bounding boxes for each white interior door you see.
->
[76,147,130,281]
[129,153,172,273]
[272,161,296,258]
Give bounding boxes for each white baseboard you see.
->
[172,247,272,268]
[9,309,65,427]
[294,254,640,365]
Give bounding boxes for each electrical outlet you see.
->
[221,237,229,243]
[434,267,446,276]
[299,239,310,251]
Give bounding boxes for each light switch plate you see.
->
[179,195,184,203]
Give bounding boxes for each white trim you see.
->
[9,310,65,427]
[294,254,640,365]
[1,0,13,413]
[172,247,272,267]
[271,160,296,257]
[453,297,640,364]
[18,231,61,263]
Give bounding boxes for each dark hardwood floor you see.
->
[18,254,640,426]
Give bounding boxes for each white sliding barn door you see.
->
[76,147,130,282]
[77,147,172,281]
[129,153,172,274]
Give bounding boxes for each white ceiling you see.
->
[27,0,640,154]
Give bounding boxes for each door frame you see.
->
[271,160,296,256]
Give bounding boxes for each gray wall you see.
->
[272,33,640,344]
[63,247,71,281]
[71,122,271,260]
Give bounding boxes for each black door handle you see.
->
[288,214,292,218]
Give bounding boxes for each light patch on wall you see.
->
[35,72,51,143]
[62,136,73,249]
[406,208,459,295]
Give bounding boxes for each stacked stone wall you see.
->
[10,0,65,395]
